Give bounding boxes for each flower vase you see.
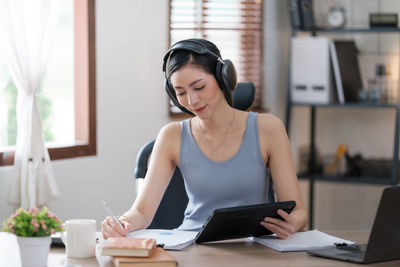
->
[16,236,51,267]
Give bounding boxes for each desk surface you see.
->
[1,230,400,267]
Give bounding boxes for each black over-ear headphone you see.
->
[162,39,237,114]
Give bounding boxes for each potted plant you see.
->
[1,207,64,267]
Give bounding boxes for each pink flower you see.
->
[29,207,39,216]
[30,219,40,231]
[47,210,60,221]
[10,211,20,220]
[9,225,14,233]
[41,221,47,230]
[50,229,55,234]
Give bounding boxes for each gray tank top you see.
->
[177,112,270,231]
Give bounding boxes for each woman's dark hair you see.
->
[167,39,233,106]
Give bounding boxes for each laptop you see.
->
[307,186,400,264]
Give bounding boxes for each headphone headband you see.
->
[162,39,223,73]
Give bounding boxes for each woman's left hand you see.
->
[260,209,302,239]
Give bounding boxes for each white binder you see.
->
[290,37,333,104]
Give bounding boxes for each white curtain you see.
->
[0,0,59,208]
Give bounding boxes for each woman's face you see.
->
[170,63,225,119]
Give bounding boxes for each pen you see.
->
[101,200,125,231]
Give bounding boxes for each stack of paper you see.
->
[128,229,198,250]
[251,230,355,252]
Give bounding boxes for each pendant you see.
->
[212,151,216,156]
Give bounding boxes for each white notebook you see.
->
[128,229,198,250]
[251,230,354,252]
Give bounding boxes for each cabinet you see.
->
[285,27,400,229]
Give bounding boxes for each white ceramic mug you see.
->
[60,219,96,258]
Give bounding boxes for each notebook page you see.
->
[128,229,198,250]
[252,230,355,252]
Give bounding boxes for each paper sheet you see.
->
[251,230,355,252]
[128,229,198,250]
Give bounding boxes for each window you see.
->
[0,0,96,166]
[168,0,263,114]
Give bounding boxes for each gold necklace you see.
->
[198,109,235,156]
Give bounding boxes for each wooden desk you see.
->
[1,231,400,267]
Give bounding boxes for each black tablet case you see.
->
[195,201,296,244]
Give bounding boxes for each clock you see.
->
[327,7,346,28]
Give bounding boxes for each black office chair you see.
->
[134,82,274,229]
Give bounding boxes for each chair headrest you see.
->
[232,82,255,111]
[134,140,155,178]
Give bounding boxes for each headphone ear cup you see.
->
[221,59,237,91]
[214,61,225,91]
[164,78,194,115]
[215,59,237,92]
[165,78,174,97]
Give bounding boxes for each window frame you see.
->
[0,0,97,166]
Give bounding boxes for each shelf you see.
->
[287,16,400,229]
[290,102,399,109]
[294,27,400,34]
[298,173,396,185]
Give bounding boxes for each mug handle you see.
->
[60,223,67,245]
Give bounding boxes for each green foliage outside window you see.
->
[2,80,54,146]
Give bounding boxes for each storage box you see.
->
[290,37,333,104]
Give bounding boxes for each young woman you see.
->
[101,39,307,239]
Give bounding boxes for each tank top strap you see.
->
[180,118,203,167]
[242,112,265,167]
[180,118,191,140]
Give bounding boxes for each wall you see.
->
[263,0,291,120]
[0,0,170,228]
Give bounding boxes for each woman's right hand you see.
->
[101,215,133,239]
